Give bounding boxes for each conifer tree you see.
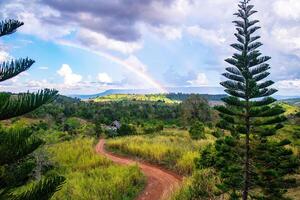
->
[0,19,65,200]
[206,0,300,199]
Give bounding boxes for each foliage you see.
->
[63,117,81,135]
[93,94,180,104]
[212,129,224,138]
[30,95,180,126]
[117,124,137,136]
[189,122,206,140]
[47,138,145,200]
[180,94,212,125]
[0,19,64,199]
[171,169,221,200]
[206,1,300,199]
[142,124,164,134]
[106,129,214,175]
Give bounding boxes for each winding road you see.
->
[96,139,183,200]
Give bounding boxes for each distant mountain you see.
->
[69,87,300,101]
[69,87,225,99]
[280,98,300,106]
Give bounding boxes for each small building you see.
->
[111,120,121,129]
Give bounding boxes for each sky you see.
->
[0,0,299,95]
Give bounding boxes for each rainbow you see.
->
[59,40,167,93]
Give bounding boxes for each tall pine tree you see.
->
[0,19,65,200]
[207,0,300,199]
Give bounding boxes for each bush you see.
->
[171,169,220,200]
[212,129,224,138]
[117,124,137,136]
[105,129,118,138]
[143,124,164,134]
[63,117,81,135]
[189,122,206,140]
[188,169,220,199]
[195,144,216,169]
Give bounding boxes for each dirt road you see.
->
[95,139,182,200]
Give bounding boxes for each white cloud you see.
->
[271,26,300,57]
[77,29,142,54]
[98,73,112,83]
[187,73,209,86]
[0,50,11,62]
[152,25,182,40]
[57,64,82,86]
[186,26,227,46]
[38,66,49,70]
[276,79,300,89]
[273,0,300,20]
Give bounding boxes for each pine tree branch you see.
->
[0,20,23,37]
[250,97,276,107]
[0,89,58,120]
[0,127,43,165]
[0,58,35,82]
[249,64,270,76]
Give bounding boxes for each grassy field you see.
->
[93,94,180,104]
[47,138,145,200]
[106,128,214,175]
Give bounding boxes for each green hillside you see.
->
[93,94,181,104]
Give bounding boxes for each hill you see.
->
[91,93,227,104]
[281,98,300,106]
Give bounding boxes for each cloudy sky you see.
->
[0,0,299,95]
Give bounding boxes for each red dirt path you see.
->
[95,139,183,200]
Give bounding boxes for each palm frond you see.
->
[9,175,65,200]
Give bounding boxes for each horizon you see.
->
[0,0,300,96]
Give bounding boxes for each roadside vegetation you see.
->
[47,138,145,200]
[107,128,215,175]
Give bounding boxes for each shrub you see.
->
[212,129,224,138]
[63,117,81,135]
[189,122,206,140]
[117,124,137,136]
[105,129,118,138]
[171,169,221,200]
[188,169,220,199]
[195,144,216,169]
[143,124,164,134]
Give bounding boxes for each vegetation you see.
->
[2,2,299,200]
[93,93,227,104]
[0,19,64,199]
[93,94,180,104]
[189,122,206,140]
[180,94,212,126]
[48,138,145,200]
[106,128,214,175]
[201,1,300,199]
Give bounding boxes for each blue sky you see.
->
[0,0,300,95]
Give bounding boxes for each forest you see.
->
[1,0,300,200]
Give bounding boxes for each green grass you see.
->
[106,128,214,175]
[47,138,145,200]
[93,94,180,104]
[279,102,300,116]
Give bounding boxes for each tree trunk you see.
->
[243,112,250,200]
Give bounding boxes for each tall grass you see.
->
[106,128,214,175]
[47,138,145,200]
